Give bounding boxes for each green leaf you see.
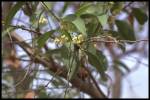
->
[4,2,25,29]
[96,50,108,71]
[46,45,70,60]
[80,13,102,37]
[60,45,70,59]
[98,14,108,26]
[85,4,105,16]
[76,3,105,16]
[37,86,49,98]
[132,7,148,25]
[87,43,96,54]
[63,14,77,22]
[85,50,107,81]
[86,51,100,69]
[110,2,123,15]
[72,17,86,36]
[60,44,80,81]
[37,30,55,48]
[115,20,136,42]
[114,60,130,73]
[75,3,92,16]
[60,21,78,33]
[68,52,80,80]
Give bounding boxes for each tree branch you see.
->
[10,31,106,98]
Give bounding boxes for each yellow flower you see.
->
[61,35,66,38]
[72,34,84,44]
[54,38,61,44]
[78,34,84,42]
[54,35,68,45]
[61,35,68,40]
[77,40,81,44]
[72,36,78,43]
[61,35,69,42]
[39,17,47,24]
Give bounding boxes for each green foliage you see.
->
[60,20,78,33]
[85,43,108,80]
[68,52,80,80]
[63,14,77,22]
[96,50,108,71]
[46,45,70,60]
[37,30,55,48]
[72,17,87,36]
[98,14,108,26]
[76,3,111,16]
[132,7,148,25]
[37,86,49,98]
[115,20,136,42]
[85,50,107,81]
[110,2,123,15]
[62,14,87,37]
[60,45,70,59]
[80,13,102,37]
[75,3,92,16]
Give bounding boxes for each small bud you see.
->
[54,38,60,44]
[61,35,66,39]
[78,34,84,42]
[72,36,78,43]
[39,17,47,24]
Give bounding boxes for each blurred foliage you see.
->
[2,1,148,98]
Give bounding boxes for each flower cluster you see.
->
[54,34,84,45]
[54,35,68,45]
[39,17,47,24]
[72,34,84,44]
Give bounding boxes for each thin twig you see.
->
[41,2,60,23]
[14,62,32,87]
[123,2,134,10]
[119,39,149,43]
[64,50,75,98]
[45,69,63,87]
[10,25,41,34]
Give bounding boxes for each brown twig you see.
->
[11,25,42,35]
[123,2,134,10]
